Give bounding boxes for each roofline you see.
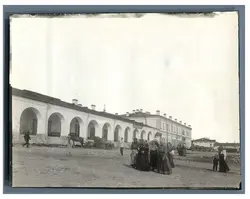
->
[192,139,216,142]
[121,114,192,129]
[214,142,240,146]
[12,87,161,130]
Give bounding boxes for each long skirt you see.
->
[157,153,172,175]
[130,149,138,166]
[219,154,230,173]
[167,152,175,168]
[136,153,150,171]
[150,150,158,170]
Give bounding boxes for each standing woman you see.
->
[130,138,139,168]
[149,140,158,171]
[136,140,150,171]
[218,146,230,173]
[167,142,175,168]
[157,139,172,175]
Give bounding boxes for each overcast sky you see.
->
[11,12,239,143]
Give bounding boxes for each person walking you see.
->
[22,130,31,148]
[120,137,124,156]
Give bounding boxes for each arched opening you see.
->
[124,127,130,143]
[141,130,146,140]
[102,123,111,141]
[155,132,162,138]
[87,120,99,139]
[133,128,139,139]
[48,113,64,137]
[19,107,41,135]
[114,125,122,142]
[147,131,152,141]
[70,117,83,137]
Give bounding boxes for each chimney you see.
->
[163,113,167,117]
[180,121,182,124]
[136,109,139,113]
[72,99,78,105]
[175,118,177,122]
[91,104,96,110]
[115,113,118,115]
[156,110,160,115]
[140,109,143,112]
[184,123,186,125]
[188,125,191,128]
[126,112,130,117]
[133,110,135,114]
[103,104,106,112]
[169,116,172,119]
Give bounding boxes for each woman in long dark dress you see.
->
[130,138,139,168]
[136,140,150,171]
[219,149,230,173]
[149,140,158,171]
[157,139,172,175]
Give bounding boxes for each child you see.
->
[213,154,219,171]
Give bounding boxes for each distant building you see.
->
[192,138,216,148]
[214,142,240,152]
[120,111,192,148]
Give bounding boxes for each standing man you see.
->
[120,137,124,156]
[22,130,31,148]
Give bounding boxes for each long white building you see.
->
[11,86,192,148]
[120,110,192,148]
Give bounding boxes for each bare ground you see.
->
[12,145,241,188]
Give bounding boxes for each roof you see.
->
[192,138,216,142]
[11,86,159,130]
[120,112,192,129]
[214,142,240,147]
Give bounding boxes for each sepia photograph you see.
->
[9,11,241,189]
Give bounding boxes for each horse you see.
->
[68,133,84,148]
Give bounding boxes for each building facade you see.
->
[120,110,192,148]
[12,87,163,147]
[213,142,240,152]
[11,87,192,148]
[192,138,216,148]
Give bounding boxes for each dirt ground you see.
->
[12,145,241,188]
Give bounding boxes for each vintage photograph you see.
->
[10,12,241,188]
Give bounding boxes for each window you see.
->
[163,123,165,130]
[171,125,173,132]
[167,124,169,132]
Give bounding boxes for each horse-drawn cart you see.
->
[68,133,85,148]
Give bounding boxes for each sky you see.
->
[10,12,239,143]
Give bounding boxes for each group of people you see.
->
[129,138,175,175]
[213,146,230,173]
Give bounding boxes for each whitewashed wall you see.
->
[12,95,159,145]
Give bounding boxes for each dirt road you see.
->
[12,145,241,188]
